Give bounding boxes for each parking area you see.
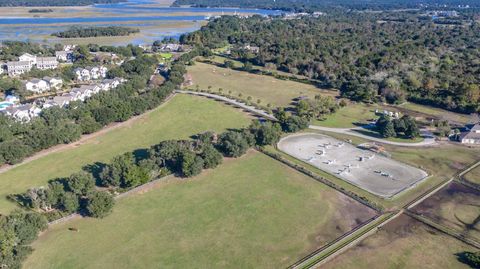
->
[277,133,429,198]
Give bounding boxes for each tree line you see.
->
[52,26,140,39]
[11,118,300,222]
[172,0,480,11]
[180,14,480,114]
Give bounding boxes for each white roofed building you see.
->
[36,57,58,70]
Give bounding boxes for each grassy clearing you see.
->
[463,165,480,185]
[323,214,476,269]
[159,52,173,60]
[313,103,378,128]
[25,152,376,269]
[314,100,472,129]
[400,102,473,125]
[0,94,251,214]
[186,61,337,108]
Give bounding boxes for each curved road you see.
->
[309,125,437,147]
[176,90,436,147]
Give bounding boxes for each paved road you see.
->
[309,125,437,147]
[175,90,277,121]
[177,90,436,147]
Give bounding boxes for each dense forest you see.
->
[0,0,122,7]
[173,0,480,11]
[181,15,480,114]
[52,26,140,38]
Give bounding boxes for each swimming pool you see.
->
[0,102,14,110]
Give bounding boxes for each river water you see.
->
[0,0,281,45]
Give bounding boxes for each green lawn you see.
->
[323,214,476,269]
[400,102,472,125]
[24,152,376,269]
[463,165,480,185]
[0,94,251,214]
[313,103,379,128]
[186,61,337,108]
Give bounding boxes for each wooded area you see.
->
[173,0,480,11]
[181,15,480,114]
[53,27,140,38]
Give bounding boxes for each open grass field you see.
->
[411,182,480,240]
[313,103,379,128]
[463,165,480,185]
[314,100,473,129]
[24,152,377,269]
[186,61,337,108]
[400,102,473,125]
[323,214,477,269]
[0,94,251,214]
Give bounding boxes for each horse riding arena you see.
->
[278,133,428,198]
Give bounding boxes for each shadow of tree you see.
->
[455,251,480,268]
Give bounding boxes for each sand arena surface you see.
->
[278,133,428,198]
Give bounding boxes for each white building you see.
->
[160,43,182,52]
[7,61,32,76]
[74,66,107,81]
[19,53,37,66]
[43,77,63,90]
[36,57,58,70]
[460,123,480,144]
[3,104,41,122]
[55,51,73,62]
[24,79,50,93]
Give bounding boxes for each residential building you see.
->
[460,123,480,144]
[63,44,76,51]
[50,94,76,108]
[243,45,260,53]
[74,67,91,81]
[55,51,73,62]
[160,43,181,52]
[43,77,63,90]
[0,62,5,75]
[24,78,50,93]
[36,57,58,70]
[74,66,107,81]
[19,53,36,66]
[7,61,32,76]
[3,104,41,122]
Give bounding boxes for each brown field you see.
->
[411,182,480,240]
[323,214,477,269]
[186,62,337,108]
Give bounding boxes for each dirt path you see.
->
[0,93,177,175]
